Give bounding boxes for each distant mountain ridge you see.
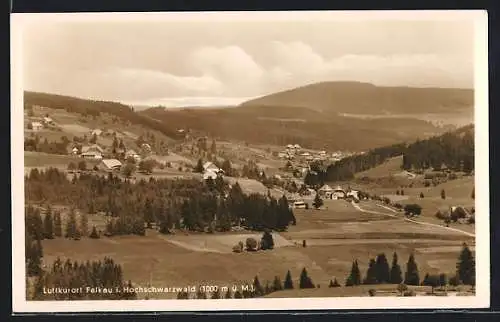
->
[241,81,474,115]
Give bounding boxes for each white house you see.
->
[331,186,346,200]
[42,116,55,125]
[71,147,79,155]
[347,190,359,201]
[81,144,104,160]
[203,161,223,174]
[99,159,122,172]
[31,121,43,131]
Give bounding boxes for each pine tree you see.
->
[194,158,204,173]
[364,259,378,285]
[457,243,475,285]
[89,225,100,239]
[346,260,361,286]
[260,230,275,250]
[80,213,89,237]
[273,276,283,291]
[43,210,54,239]
[253,276,264,296]
[312,193,324,209]
[404,254,420,286]
[65,209,78,239]
[389,252,403,284]
[299,268,315,289]
[284,270,294,289]
[375,253,391,284]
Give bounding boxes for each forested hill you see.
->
[23,91,180,139]
[241,81,473,115]
[306,124,474,184]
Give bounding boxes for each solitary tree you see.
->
[299,268,315,289]
[284,270,294,289]
[346,260,362,286]
[89,225,100,239]
[457,243,475,285]
[260,230,275,250]
[420,192,424,198]
[441,189,446,200]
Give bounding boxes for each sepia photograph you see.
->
[11,10,489,312]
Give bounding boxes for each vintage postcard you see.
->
[11,10,489,312]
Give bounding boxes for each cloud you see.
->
[266,41,472,88]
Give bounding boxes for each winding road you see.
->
[351,201,475,238]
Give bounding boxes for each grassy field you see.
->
[24,151,100,168]
[38,197,474,299]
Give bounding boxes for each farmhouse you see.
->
[331,186,346,200]
[42,116,55,126]
[31,121,43,131]
[99,159,122,172]
[203,161,224,174]
[81,144,104,160]
[125,149,141,163]
[318,184,334,198]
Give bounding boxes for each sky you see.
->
[21,12,476,107]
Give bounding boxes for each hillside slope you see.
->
[241,81,473,115]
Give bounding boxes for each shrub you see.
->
[368,289,376,297]
[232,243,243,253]
[424,180,431,187]
[403,290,416,297]
[468,215,475,224]
[245,237,258,251]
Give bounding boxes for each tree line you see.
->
[303,125,474,185]
[344,245,475,290]
[25,167,296,236]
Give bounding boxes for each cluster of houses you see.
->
[287,184,360,209]
[277,144,352,163]
[29,116,56,132]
